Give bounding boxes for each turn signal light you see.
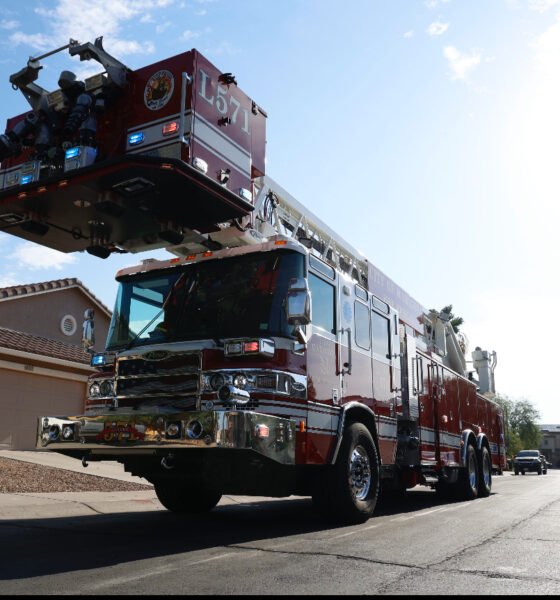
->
[162,122,179,136]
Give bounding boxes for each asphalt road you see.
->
[2,470,560,595]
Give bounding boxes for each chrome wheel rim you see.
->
[349,445,371,500]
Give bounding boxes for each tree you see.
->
[431,304,464,333]
[495,394,542,459]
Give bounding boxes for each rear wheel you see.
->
[478,446,492,497]
[312,422,380,524]
[456,443,479,500]
[154,481,222,513]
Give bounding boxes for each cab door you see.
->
[337,280,373,411]
[306,257,340,463]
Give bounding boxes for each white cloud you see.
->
[0,19,19,30]
[9,31,53,51]
[0,273,19,288]
[10,0,174,57]
[156,21,172,33]
[427,21,449,36]
[403,30,414,39]
[425,0,450,8]
[182,29,203,41]
[532,14,560,78]
[528,0,560,12]
[443,45,482,80]
[12,243,77,271]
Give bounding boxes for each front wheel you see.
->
[154,481,222,513]
[313,422,380,524]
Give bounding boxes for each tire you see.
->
[514,470,519,476]
[312,422,380,524]
[521,471,525,475]
[478,446,492,498]
[456,443,479,500]
[435,480,454,502]
[154,481,222,513]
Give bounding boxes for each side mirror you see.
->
[286,277,311,347]
[82,308,95,353]
[286,277,311,327]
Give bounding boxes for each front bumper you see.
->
[514,461,541,472]
[36,410,296,465]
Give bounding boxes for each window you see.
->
[354,301,371,350]
[372,311,390,358]
[355,284,368,301]
[415,356,424,394]
[372,295,389,314]
[309,255,335,280]
[309,273,336,334]
[106,250,305,349]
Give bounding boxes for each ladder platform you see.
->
[0,155,254,255]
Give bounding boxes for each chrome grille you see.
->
[116,351,200,399]
[256,374,277,389]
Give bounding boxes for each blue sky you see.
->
[0,0,559,422]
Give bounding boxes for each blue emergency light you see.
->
[128,132,145,146]
[65,147,81,160]
[91,354,106,367]
[20,174,33,185]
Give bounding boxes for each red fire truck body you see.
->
[0,39,505,523]
[0,39,265,256]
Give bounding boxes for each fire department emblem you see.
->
[144,70,175,111]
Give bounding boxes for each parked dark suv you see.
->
[513,450,547,475]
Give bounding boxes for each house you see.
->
[539,424,560,468]
[0,278,111,450]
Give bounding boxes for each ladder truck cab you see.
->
[0,39,505,524]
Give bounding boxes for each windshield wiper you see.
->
[124,273,188,350]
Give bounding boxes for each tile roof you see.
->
[0,327,92,365]
[0,278,111,315]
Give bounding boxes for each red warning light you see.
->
[244,341,259,353]
[162,122,179,136]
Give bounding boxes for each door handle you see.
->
[340,328,352,375]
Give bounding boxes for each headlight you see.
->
[62,425,75,440]
[89,382,101,397]
[100,379,114,397]
[209,373,225,391]
[233,373,248,389]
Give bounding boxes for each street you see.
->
[2,470,560,595]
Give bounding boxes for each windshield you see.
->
[106,250,305,350]
[517,450,539,457]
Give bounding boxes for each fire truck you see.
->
[0,39,505,524]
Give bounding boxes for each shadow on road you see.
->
[0,487,453,580]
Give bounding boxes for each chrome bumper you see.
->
[36,410,296,465]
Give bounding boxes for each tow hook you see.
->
[161,453,175,470]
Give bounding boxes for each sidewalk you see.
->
[0,450,152,485]
[0,450,285,520]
